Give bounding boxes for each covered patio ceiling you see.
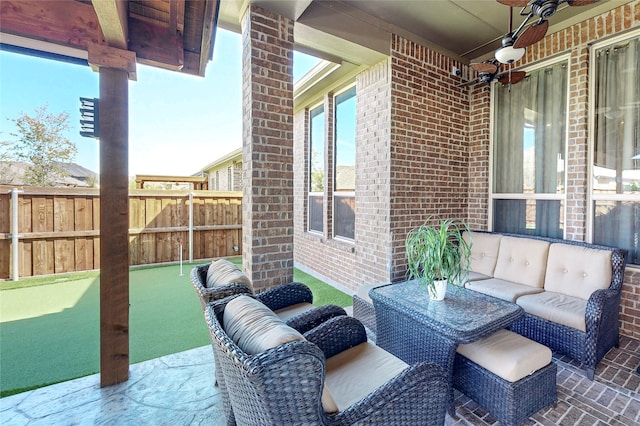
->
[0,1,628,76]
[218,0,624,66]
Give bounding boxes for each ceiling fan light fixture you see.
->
[495,45,525,64]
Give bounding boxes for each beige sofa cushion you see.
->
[223,295,304,355]
[516,291,587,331]
[493,237,550,288]
[457,329,552,382]
[544,244,613,300]
[325,342,408,412]
[466,271,493,283]
[465,278,543,302]
[206,259,251,289]
[274,302,314,322]
[463,231,503,277]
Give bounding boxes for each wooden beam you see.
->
[99,67,130,388]
[88,43,137,81]
[198,0,219,76]
[92,0,129,50]
[0,0,105,50]
[128,16,184,71]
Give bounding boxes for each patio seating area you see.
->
[2,322,638,425]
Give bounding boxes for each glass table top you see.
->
[370,279,524,342]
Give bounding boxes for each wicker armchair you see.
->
[205,296,450,426]
[190,262,346,334]
[192,261,347,425]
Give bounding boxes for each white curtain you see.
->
[593,37,640,264]
[493,62,567,238]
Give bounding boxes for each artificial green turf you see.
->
[0,260,351,397]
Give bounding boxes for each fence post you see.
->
[188,191,193,263]
[10,188,22,281]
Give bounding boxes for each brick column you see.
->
[241,5,294,292]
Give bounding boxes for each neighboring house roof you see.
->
[200,147,242,172]
[0,161,98,187]
[336,165,355,191]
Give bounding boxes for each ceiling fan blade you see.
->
[568,0,599,5]
[471,62,499,74]
[497,71,527,85]
[496,0,529,6]
[513,20,549,48]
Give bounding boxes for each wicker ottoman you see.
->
[453,329,557,426]
[352,283,382,334]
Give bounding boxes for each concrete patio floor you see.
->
[1,332,639,425]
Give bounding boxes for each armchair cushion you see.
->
[516,291,587,331]
[221,295,340,413]
[273,302,316,322]
[325,342,409,412]
[223,295,304,354]
[206,259,251,289]
[493,237,550,288]
[544,244,612,300]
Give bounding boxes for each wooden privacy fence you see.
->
[0,185,242,280]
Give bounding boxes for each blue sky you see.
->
[0,28,319,176]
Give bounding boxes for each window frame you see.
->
[308,102,325,235]
[587,29,640,268]
[488,55,571,237]
[332,85,356,241]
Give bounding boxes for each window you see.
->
[491,60,568,238]
[308,105,325,233]
[590,33,640,266]
[227,166,232,191]
[333,87,356,240]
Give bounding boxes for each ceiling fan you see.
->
[459,59,527,87]
[462,0,597,86]
[462,7,527,87]
[494,0,599,64]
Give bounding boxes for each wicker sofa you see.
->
[205,294,450,425]
[463,231,627,380]
[353,232,626,380]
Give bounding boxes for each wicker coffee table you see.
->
[370,280,524,415]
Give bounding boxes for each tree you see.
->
[7,104,77,186]
[0,140,16,184]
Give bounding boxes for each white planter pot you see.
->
[428,279,447,301]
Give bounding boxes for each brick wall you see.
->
[466,1,640,338]
[352,60,394,287]
[291,2,640,338]
[467,84,491,230]
[295,40,471,288]
[388,35,470,280]
[294,61,392,291]
[241,5,295,292]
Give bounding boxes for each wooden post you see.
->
[99,66,130,386]
[88,43,135,387]
[95,64,132,388]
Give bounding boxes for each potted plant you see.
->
[405,217,472,301]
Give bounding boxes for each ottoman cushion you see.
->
[457,329,552,382]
